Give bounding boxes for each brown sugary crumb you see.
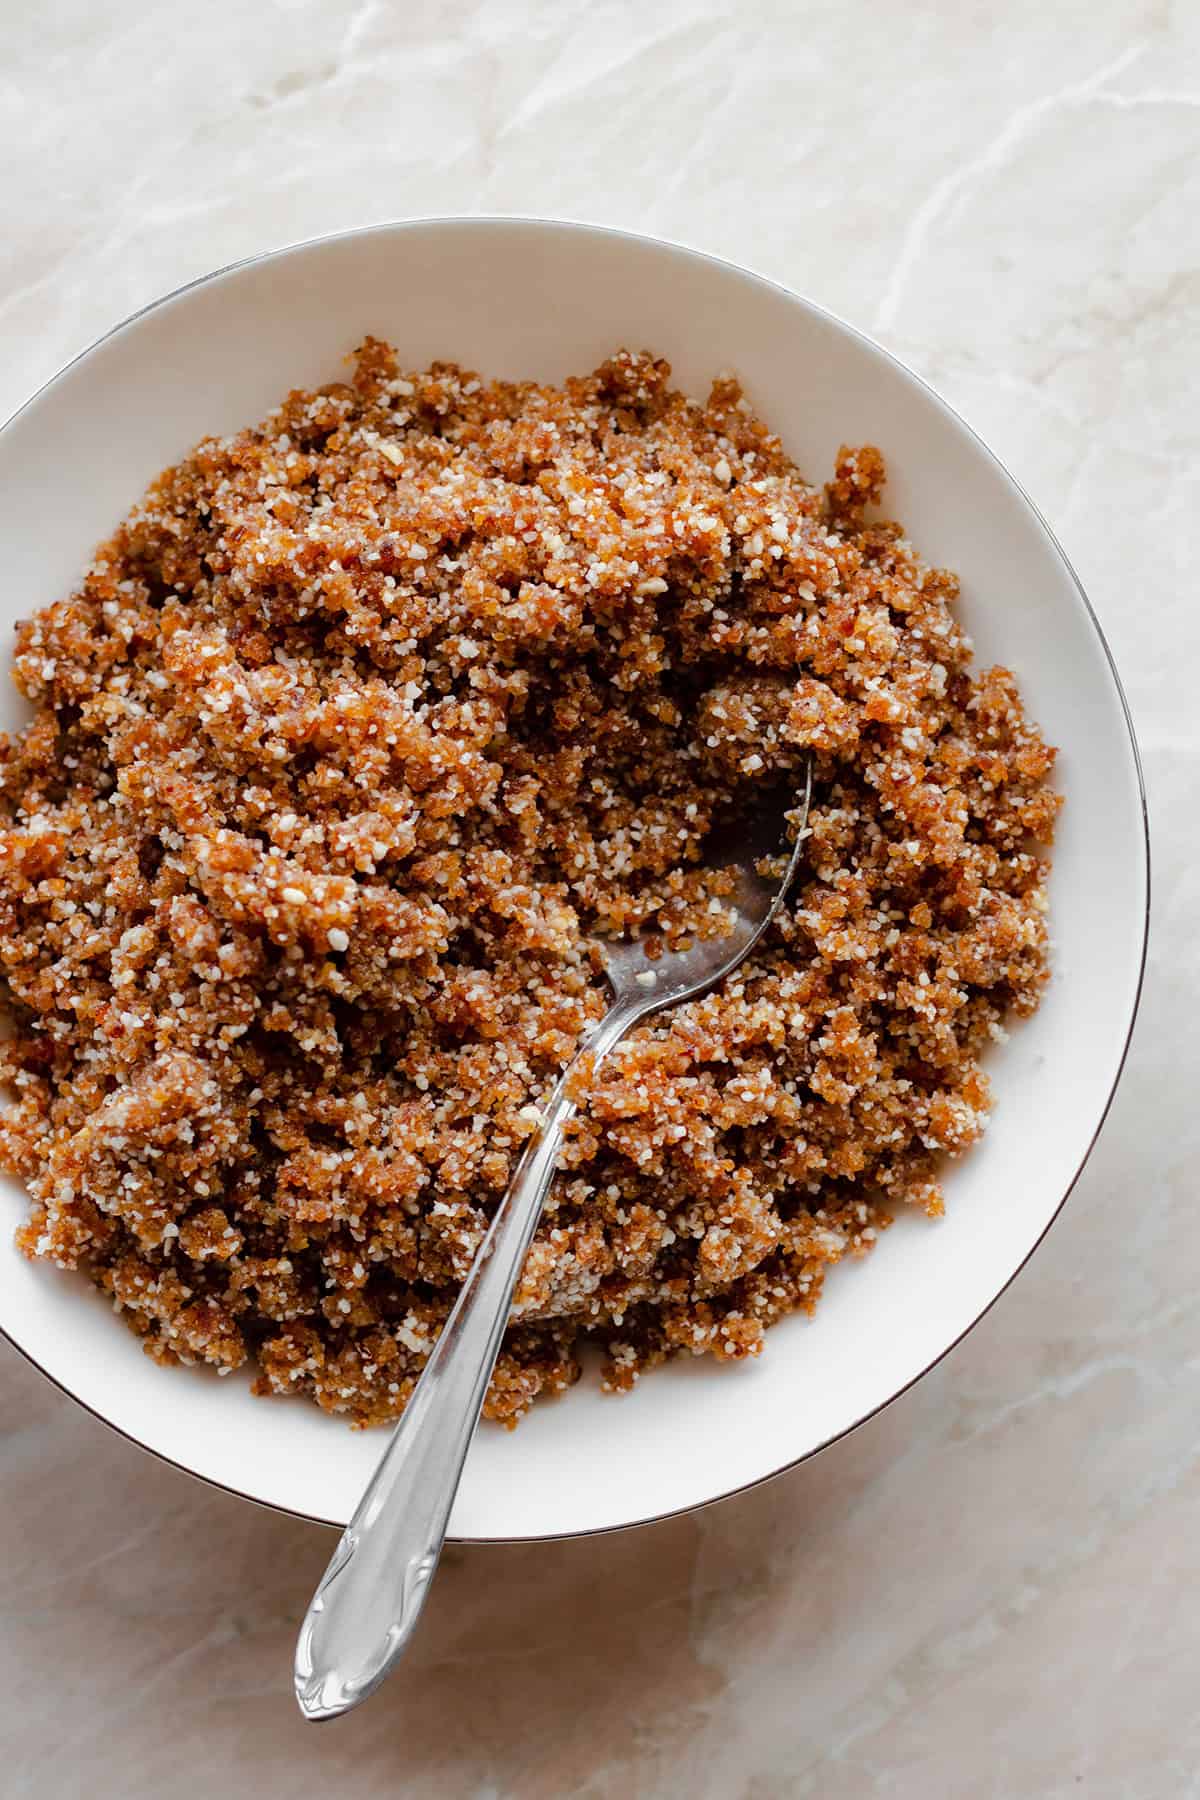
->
[0,343,1058,1426]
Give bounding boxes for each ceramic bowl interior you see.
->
[0,219,1147,1539]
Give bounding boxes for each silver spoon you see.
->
[294,759,812,1721]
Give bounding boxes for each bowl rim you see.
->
[0,213,1150,1543]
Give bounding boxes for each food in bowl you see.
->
[0,341,1058,1426]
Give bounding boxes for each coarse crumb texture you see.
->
[0,343,1058,1426]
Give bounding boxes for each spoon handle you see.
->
[294,994,644,1721]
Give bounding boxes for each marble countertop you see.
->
[2,2,1196,1793]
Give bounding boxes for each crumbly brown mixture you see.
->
[0,343,1058,1425]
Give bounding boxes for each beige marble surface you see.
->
[1,1,1196,1793]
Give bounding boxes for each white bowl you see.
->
[0,219,1147,1540]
